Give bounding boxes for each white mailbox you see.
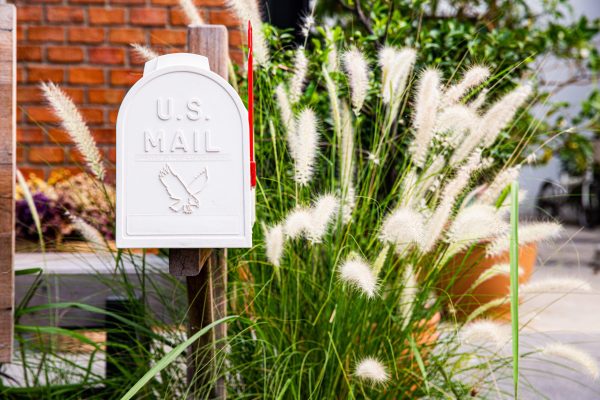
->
[116,53,253,248]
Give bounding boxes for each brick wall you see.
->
[14,0,243,180]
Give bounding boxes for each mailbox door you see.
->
[116,59,251,248]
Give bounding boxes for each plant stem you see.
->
[510,180,519,399]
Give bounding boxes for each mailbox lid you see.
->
[116,57,252,248]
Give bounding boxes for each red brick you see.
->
[46,7,85,23]
[89,47,125,65]
[89,8,126,25]
[18,167,45,179]
[67,88,86,103]
[193,0,228,5]
[110,68,142,85]
[167,8,208,26]
[28,27,65,42]
[17,6,43,23]
[69,67,105,85]
[92,129,116,143]
[29,147,65,163]
[150,29,187,46]
[16,147,25,163]
[69,27,105,43]
[109,28,145,44]
[18,46,42,62]
[17,128,45,143]
[229,29,243,46]
[80,107,105,124]
[18,86,83,104]
[170,9,186,26]
[17,68,25,84]
[230,49,244,65]
[17,87,43,103]
[88,88,125,104]
[48,129,71,143]
[108,109,119,124]
[111,0,145,4]
[26,107,60,123]
[17,26,25,42]
[71,0,106,3]
[151,0,177,4]
[69,148,87,163]
[28,66,65,83]
[48,46,85,63]
[107,147,116,163]
[130,8,167,26]
[209,9,240,27]
[129,48,151,65]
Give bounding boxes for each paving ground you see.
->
[504,226,600,399]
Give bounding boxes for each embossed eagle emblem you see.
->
[158,164,209,214]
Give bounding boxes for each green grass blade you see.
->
[120,315,237,400]
[409,335,430,395]
[510,180,520,398]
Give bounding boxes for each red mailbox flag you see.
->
[248,20,256,188]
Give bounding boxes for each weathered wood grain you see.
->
[169,248,212,276]
[0,3,15,364]
[171,24,229,399]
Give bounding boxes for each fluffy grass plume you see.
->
[275,84,294,133]
[339,258,378,298]
[449,84,530,165]
[435,105,478,149]
[227,0,269,66]
[289,47,308,103]
[282,195,339,242]
[480,84,532,147]
[460,320,509,350]
[323,68,341,140]
[264,223,284,266]
[70,214,106,253]
[291,108,319,185]
[339,103,355,222]
[354,357,389,384]
[446,204,507,247]
[343,48,369,115]
[469,88,489,111]
[469,263,523,292]
[540,343,599,380]
[443,65,490,106]
[130,44,159,62]
[400,265,418,329]
[325,28,339,72]
[307,194,339,243]
[520,277,592,295]
[411,68,441,166]
[41,82,105,181]
[422,150,482,251]
[283,207,313,239]
[479,166,521,205]
[487,222,562,257]
[378,46,416,105]
[380,208,424,252]
[179,0,204,26]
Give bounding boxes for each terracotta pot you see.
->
[440,242,538,320]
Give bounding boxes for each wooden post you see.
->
[0,2,15,364]
[168,24,229,399]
